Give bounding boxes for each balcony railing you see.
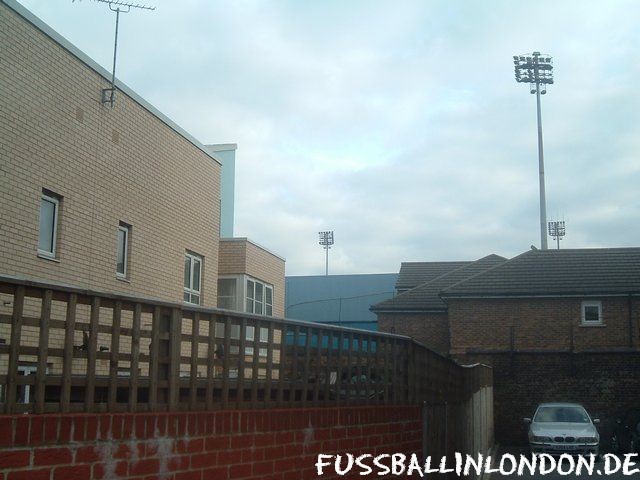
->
[0,275,491,414]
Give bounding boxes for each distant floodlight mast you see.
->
[514,51,554,250]
[318,231,334,276]
[548,220,566,250]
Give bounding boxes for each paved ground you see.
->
[487,446,640,479]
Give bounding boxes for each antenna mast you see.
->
[89,0,156,107]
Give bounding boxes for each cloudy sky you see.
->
[18,0,640,275]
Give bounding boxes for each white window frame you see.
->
[184,252,203,305]
[245,276,274,316]
[581,300,603,325]
[116,224,129,278]
[217,277,238,310]
[38,192,59,258]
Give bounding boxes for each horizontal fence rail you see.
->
[0,275,491,414]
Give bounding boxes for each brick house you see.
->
[0,0,284,385]
[372,255,505,354]
[374,247,640,443]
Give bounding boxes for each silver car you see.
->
[525,403,600,457]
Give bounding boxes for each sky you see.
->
[17,0,640,275]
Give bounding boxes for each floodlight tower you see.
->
[514,52,554,250]
[548,220,566,250]
[318,231,334,276]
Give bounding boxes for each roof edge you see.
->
[220,237,286,262]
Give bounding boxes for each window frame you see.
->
[217,277,238,310]
[38,192,60,258]
[116,223,130,278]
[183,252,203,305]
[581,300,603,326]
[245,277,274,316]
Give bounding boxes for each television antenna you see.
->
[78,0,156,107]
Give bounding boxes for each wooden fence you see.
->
[0,275,491,414]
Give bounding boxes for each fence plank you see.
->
[264,322,274,406]
[221,317,231,409]
[6,286,25,414]
[237,318,247,408]
[189,312,200,410]
[313,328,322,406]
[346,332,354,406]
[276,325,287,407]
[34,289,52,413]
[250,322,260,408]
[84,297,100,412]
[301,326,312,405]
[289,326,300,407]
[60,293,77,413]
[206,314,215,410]
[323,331,333,405]
[108,301,122,411]
[148,306,161,410]
[168,307,181,411]
[129,303,142,411]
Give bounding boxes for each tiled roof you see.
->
[395,261,471,290]
[372,254,507,312]
[442,247,640,297]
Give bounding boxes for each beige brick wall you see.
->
[218,239,286,317]
[0,4,221,308]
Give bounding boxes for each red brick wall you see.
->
[378,312,449,355]
[458,352,640,447]
[0,406,422,480]
[448,296,639,355]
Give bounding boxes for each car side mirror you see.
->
[593,419,600,424]
[523,418,532,424]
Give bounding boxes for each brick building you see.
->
[0,0,285,387]
[372,255,505,354]
[0,0,284,311]
[374,247,640,443]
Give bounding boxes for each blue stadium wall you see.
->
[284,273,398,331]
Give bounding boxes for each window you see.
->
[246,279,255,313]
[265,285,273,316]
[116,223,130,278]
[581,301,602,325]
[217,278,237,310]
[183,252,202,305]
[245,278,274,316]
[38,191,60,258]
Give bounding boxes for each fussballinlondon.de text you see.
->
[316,453,640,477]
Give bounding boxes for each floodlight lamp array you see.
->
[318,231,334,247]
[513,52,554,94]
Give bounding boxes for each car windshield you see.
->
[534,406,590,423]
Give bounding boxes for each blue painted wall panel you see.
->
[285,274,398,331]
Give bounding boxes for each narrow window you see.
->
[265,286,273,316]
[116,223,130,278]
[581,301,602,325]
[255,282,264,315]
[183,252,202,305]
[246,279,255,313]
[38,191,60,258]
